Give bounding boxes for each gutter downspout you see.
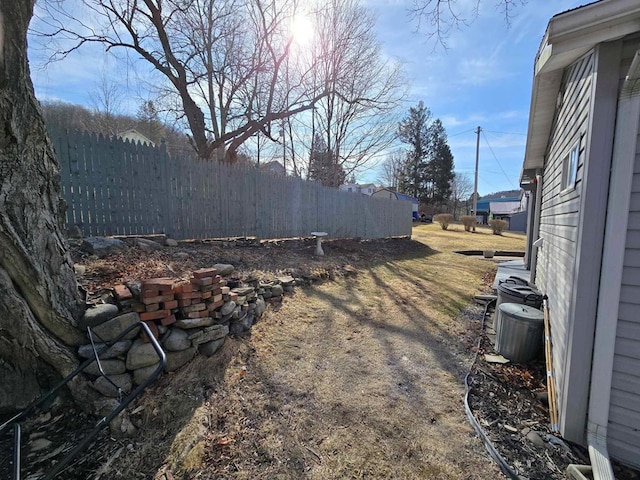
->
[529,173,543,284]
[587,54,640,480]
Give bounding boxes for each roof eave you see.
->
[521,0,640,184]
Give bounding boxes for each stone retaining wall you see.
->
[77,263,295,402]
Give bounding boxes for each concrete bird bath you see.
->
[310,231,328,256]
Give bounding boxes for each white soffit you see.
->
[521,0,640,175]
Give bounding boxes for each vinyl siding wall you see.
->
[609,36,640,469]
[536,52,593,434]
[611,188,640,466]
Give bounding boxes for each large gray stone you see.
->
[133,362,161,385]
[93,398,119,417]
[174,317,213,329]
[220,301,236,316]
[198,338,225,357]
[133,238,162,252]
[91,312,141,342]
[125,280,142,297]
[80,236,125,258]
[230,314,254,336]
[173,251,190,261]
[271,284,284,297]
[78,340,132,359]
[254,297,266,318]
[79,304,119,329]
[188,325,229,346]
[213,264,234,276]
[277,276,295,286]
[126,339,163,370]
[232,286,254,296]
[165,347,197,372]
[92,373,132,398]
[165,238,179,247]
[84,359,126,377]
[163,328,192,351]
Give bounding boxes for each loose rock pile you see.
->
[77,263,296,402]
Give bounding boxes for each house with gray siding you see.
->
[520,0,640,476]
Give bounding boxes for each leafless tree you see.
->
[379,149,406,189]
[449,171,474,218]
[409,0,527,48]
[307,0,406,180]
[33,0,333,161]
[89,71,125,135]
[33,0,406,169]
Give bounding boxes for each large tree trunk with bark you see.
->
[0,0,93,413]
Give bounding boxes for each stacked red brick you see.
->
[112,268,250,341]
[114,278,177,342]
[176,268,225,319]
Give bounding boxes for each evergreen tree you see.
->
[397,103,455,208]
[397,101,432,199]
[427,119,455,206]
[308,134,346,187]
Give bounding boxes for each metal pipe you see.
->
[1,322,166,480]
[530,174,543,284]
[44,322,165,479]
[472,126,481,231]
[12,423,21,480]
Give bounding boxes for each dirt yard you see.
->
[6,223,533,479]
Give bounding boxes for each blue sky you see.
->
[360,0,591,194]
[28,0,591,196]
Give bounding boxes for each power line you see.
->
[483,130,527,136]
[448,128,476,138]
[478,174,500,190]
[481,131,518,190]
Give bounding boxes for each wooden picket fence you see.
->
[50,128,412,240]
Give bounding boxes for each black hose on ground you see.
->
[463,299,521,479]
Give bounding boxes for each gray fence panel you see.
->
[51,129,411,240]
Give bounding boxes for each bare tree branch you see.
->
[409,0,527,48]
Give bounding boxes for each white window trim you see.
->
[561,141,579,193]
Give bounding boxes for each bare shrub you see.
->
[461,216,476,232]
[434,213,454,230]
[489,219,508,235]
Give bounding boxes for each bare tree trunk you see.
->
[0,0,92,413]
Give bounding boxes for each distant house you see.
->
[372,188,419,219]
[358,183,376,196]
[339,182,376,195]
[488,201,521,219]
[118,129,155,147]
[339,182,360,193]
[520,0,640,473]
[259,161,286,175]
[475,195,524,225]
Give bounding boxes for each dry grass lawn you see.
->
[103,223,526,479]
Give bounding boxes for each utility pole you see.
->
[472,126,481,232]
